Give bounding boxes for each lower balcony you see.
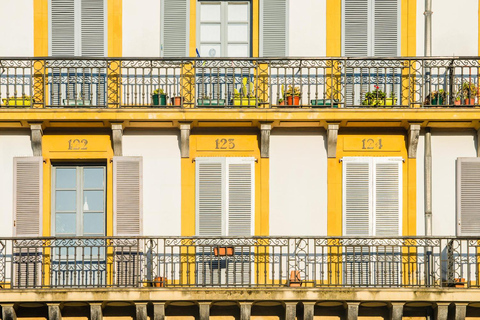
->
[0,236,477,290]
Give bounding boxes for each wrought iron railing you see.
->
[1,57,480,109]
[0,237,478,289]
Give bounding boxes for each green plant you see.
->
[459,81,479,99]
[362,86,395,106]
[278,85,285,104]
[153,88,165,95]
[234,77,255,99]
[285,85,301,97]
[431,89,446,100]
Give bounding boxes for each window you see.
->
[342,157,402,287]
[342,0,400,56]
[197,1,251,57]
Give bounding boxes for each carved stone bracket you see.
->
[1,304,17,320]
[180,122,191,158]
[260,122,272,158]
[29,123,43,157]
[408,123,421,159]
[111,123,124,156]
[327,123,340,158]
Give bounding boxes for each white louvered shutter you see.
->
[457,158,480,236]
[227,158,254,236]
[196,159,224,236]
[163,0,188,57]
[343,0,369,56]
[113,157,143,236]
[373,0,399,56]
[81,0,105,56]
[261,0,287,57]
[51,0,75,56]
[13,157,43,288]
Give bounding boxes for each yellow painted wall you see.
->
[181,131,267,236]
[42,133,114,237]
[108,0,123,57]
[327,130,416,236]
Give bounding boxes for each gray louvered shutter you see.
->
[196,159,224,236]
[81,0,105,56]
[51,0,75,56]
[457,158,480,236]
[343,158,371,236]
[163,0,188,57]
[113,157,143,236]
[227,158,254,236]
[373,0,399,56]
[14,157,43,237]
[13,157,43,289]
[344,0,369,56]
[261,0,287,57]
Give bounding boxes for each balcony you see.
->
[1,57,480,109]
[0,236,477,290]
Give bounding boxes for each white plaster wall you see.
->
[0,131,33,237]
[123,129,181,236]
[416,133,425,236]
[0,0,34,56]
[122,0,161,57]
[288,0,326,56]
[431,130,476,236]
[269,129,327,236]
[417,0,478,56]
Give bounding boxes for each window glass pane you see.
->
[228,24,248,42]
[84,168,104,189]
[56,168,76,189]
[200,44,221,57]
[56,190,76,211]
[83,191,104,212]
[200,24,221,42]
[55,213,76,234]
[83,212,105,235]
[200,3,221,21]
[228,3,248,21]
[227,44,249,57]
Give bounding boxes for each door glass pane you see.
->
[228,24,248,42]
[56,168,76,189]
[56,190,76,211]
[201,24,221,42]
[227,44,249,57]
[228,3,248,21]
[200,44,221,57]
[83,212,104,235]
[55,213,76,234]
[201,3,221,21]
[84,168,104,188]
[83,191,104,212]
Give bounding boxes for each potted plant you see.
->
[2,95,34,107]
[285,85,301,106]
[362,86,397,106]
[455,81,479,106]
[214,247,234,256]
[171,95,183,106]
[430,89,447,106]
[277,85,285,106]
[152,88,167,106]
[197,94,226,108]
[232,78,257,106]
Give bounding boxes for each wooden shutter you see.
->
[81,0,105,56]
[51,0,75,56]
[196,159,224,236]
[343,158,371,236]
[227,158,254,236]
[373,0,399,56]
[163,0,188,57]
[260,0,287,57]
[457,158,480,236]
[113,157,143,236]
[14,157,43,237]
[374,158,402,236]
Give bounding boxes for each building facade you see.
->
[1,1,480,320]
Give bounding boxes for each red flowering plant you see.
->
[362,85,386,106]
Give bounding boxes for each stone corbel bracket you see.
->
[29,123,43,157]
[111,122,124,156]
[327,123,340,158]
[180,122,192,158]
[260,122,272,158]
[408,123,421,159]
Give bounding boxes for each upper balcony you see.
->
[1,57,480,110]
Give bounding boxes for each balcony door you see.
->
[51,165,106,287]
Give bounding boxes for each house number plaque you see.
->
[343,136,401,152]
[68,139,89,150]
[197,136,255,152]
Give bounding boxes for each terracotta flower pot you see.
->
[286,96,300,106]
[171,96,183,106]
[214,247,234,256]
[289,270,302,287]
[455,98,476,105]
[153,276,166,287]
